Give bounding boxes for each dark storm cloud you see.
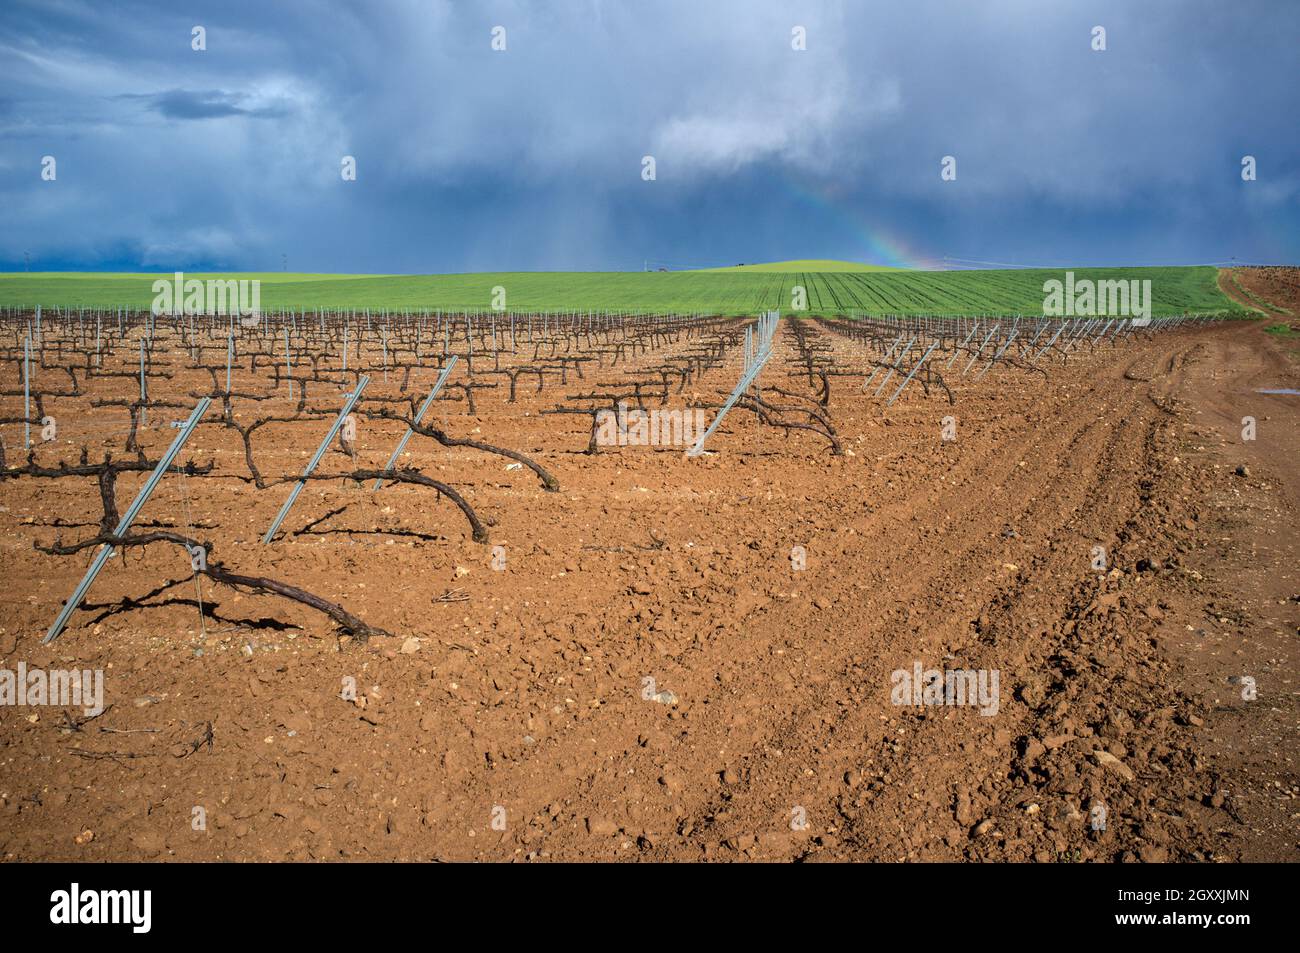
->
[0,0,1296,272]
[119,89,293,121]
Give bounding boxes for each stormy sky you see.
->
[1,0,1296,273]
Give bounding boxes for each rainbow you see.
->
[776,172,941,270]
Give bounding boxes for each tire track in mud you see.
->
[1152,324,1300,860]
[691,348,1165,858]
[647,335,1229,861]
[835,336,1248,862]
[1216,269,1285,317]
[832,343,1188,859]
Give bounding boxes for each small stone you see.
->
[954,789,973,826]
[400,637,420,655]
[1092,750,1135,781]
[728,833,758,851]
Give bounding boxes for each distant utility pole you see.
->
[282,253,287,272]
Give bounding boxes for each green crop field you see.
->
[0,264,1240,316]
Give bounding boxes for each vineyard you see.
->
[3,0,1296,905]
[0,265,1241,316]
[5,301,1286,864]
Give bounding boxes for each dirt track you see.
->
[1219,266,1300,318]
[1,316,1296,862]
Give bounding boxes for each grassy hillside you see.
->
[0,266,1239,316]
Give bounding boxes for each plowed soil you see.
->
[1,315,1296,862]
[1219,266,1300,318]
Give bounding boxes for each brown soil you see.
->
[1219,266,1300,318]
[1,317,1296,862]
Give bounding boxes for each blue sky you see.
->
[1,0,1297,273]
